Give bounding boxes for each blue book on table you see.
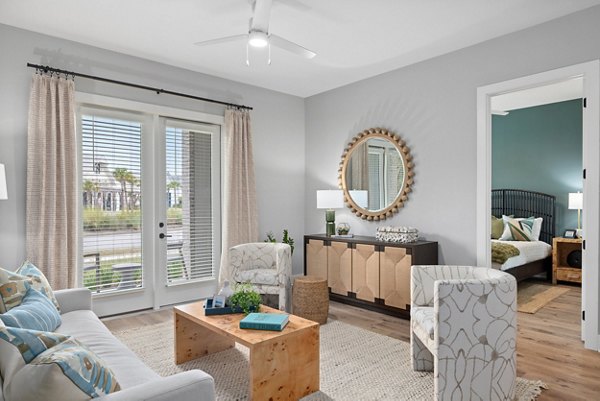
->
[240,313,289,331]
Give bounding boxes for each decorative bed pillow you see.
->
[0,267,31,313]
[0,324,121,400]
[500,216,535,241]
[0,287,61,331]
[17,261,60,312]
[491,216,504,239]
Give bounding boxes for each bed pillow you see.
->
[531,217,543,241]
[491,216,504,239]
[0,287,61,331]
[16,261,60,312]
[0,324,121,400]
[500,216,535,241]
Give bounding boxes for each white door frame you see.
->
[476,60,600,350]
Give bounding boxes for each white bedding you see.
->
[491,239,552,271]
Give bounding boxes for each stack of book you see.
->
[240,313,289,331]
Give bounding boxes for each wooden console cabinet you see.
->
[304,234,438,318]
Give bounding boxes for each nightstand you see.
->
[552,237,583,284]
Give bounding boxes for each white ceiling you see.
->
[491,78,583,112]
[1,0,599,97]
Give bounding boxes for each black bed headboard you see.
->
[491,189,556,245]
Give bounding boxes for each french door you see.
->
[155,118,221,306]
[77,96,222,316]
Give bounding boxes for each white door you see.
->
[79,106,154,316]
[154,118,221,306]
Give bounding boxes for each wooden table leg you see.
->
[249,325,320,401]
[175,312,235,364]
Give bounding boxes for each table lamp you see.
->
[317,190,343,236]
[0,164,7,200]
[568,192,583,232]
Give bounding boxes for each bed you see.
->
[491,189,556,282]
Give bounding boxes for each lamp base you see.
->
[325,209,336,236]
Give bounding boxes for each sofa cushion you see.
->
[0,287,61,331]
[16,261,60,312]
[56,310,160,389]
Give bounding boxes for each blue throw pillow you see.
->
[0,287,61,331]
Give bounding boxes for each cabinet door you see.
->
[306,239,327,279]
[352,244,379,302]
[328,241,352,295]
[380,246,412,309]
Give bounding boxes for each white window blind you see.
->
[368,148,384,210]
[165,124,214,283]
[81,112,143,293]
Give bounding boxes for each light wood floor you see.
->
[102,284,600,401]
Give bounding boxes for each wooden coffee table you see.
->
[174,301,320,401]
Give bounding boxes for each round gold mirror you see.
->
[338,128,414,221]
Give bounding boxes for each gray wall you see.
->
[305,6,600,265]
[0,24,306,273]
[492,99,583,235]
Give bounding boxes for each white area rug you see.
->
[111,319,545,401]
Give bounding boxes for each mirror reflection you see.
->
[345,137,405,211]
[339,128,414,221]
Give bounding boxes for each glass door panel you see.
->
[157,119,220,306]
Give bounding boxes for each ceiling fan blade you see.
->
[250,0,273,32]
[269,34,316,59]
[194,34,247,47]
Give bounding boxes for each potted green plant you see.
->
[228,283,261,314]
[265,229,295,254]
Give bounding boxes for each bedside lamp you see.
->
[317,190,343,236]
[0,164,7,200]
[568,192,583,232]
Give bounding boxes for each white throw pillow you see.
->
[499,216,543,241]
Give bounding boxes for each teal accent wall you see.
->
[492,99,583,236]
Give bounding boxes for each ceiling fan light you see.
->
[248,31,268,48]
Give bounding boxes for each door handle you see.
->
[159,233,173,239]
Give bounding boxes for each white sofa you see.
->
[0,288,216,401]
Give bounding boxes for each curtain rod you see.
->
[26,63,253,111]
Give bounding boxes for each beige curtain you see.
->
[26,74,77,290]
[219,109,258,284]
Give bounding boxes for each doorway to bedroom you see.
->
[490,79,583,314]
[476,60,600,351]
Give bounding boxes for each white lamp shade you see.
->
[349,190,368,208]
[317,190,344,209]
[0,164,7,200]
[568,192,583,210]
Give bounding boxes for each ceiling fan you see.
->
[194,0,316,65]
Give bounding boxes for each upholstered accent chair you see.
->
[411,265,517,401]
[227,243,292,311]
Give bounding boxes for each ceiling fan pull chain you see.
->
[246,42,250,67]
[268,42,272,65]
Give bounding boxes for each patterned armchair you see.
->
[411,265,517,401]
[227,243,292,311]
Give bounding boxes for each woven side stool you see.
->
[293,276,329,324]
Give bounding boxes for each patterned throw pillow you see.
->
[17,261,61,312]
[0,267,31,313]
[500,216,535,241]
[0,287,61,331]
[0,324,121,400]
